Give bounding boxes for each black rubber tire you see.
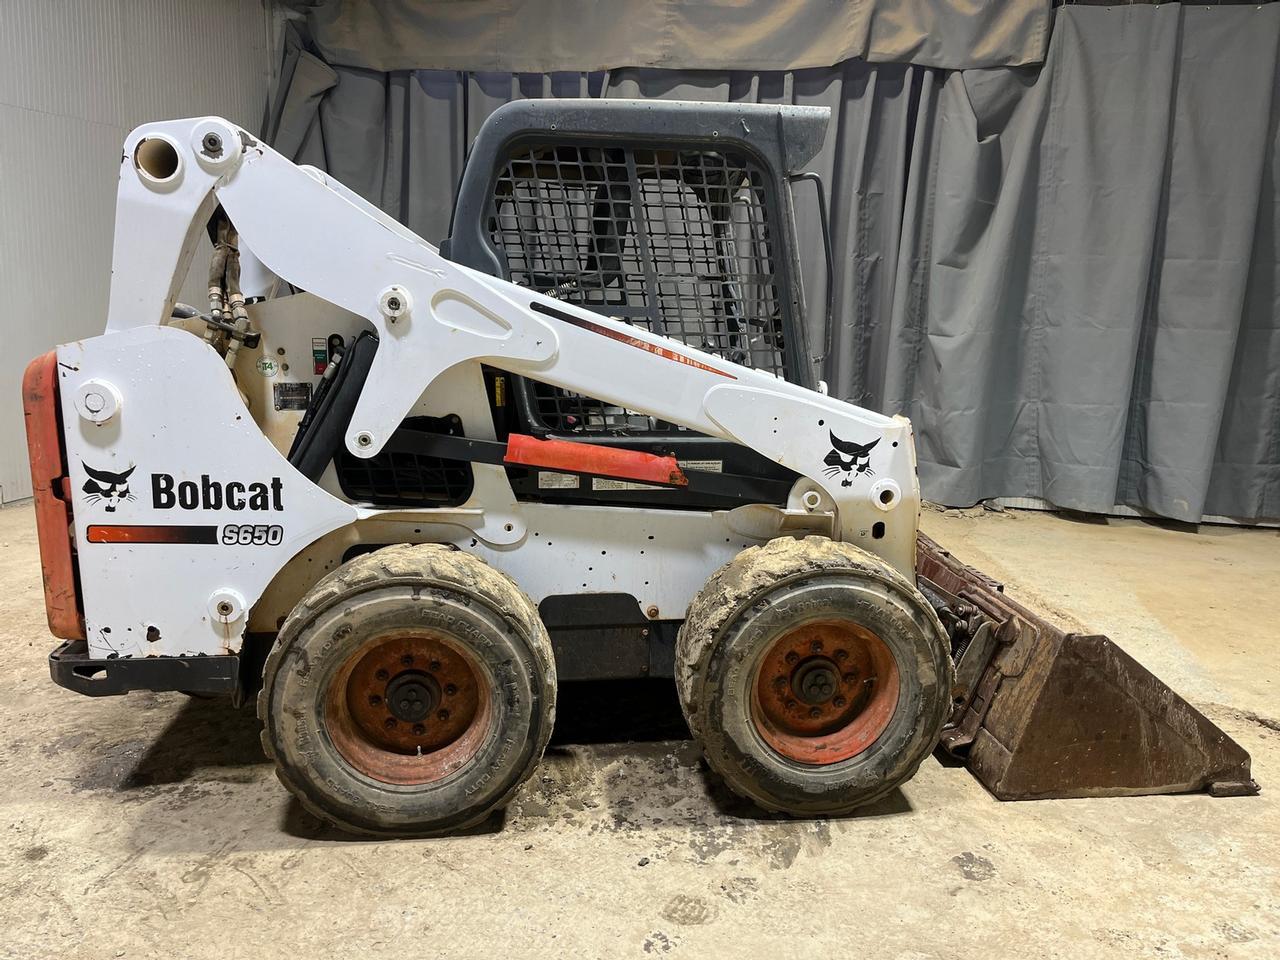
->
[675,536,951,815]
[258,543,556,837]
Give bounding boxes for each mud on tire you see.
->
[676,536,951,816]
[258,543,556,837]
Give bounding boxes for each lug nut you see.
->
[833,696,847,708]
[784,651,799,665]
[412,723,426,735]
[429,660,442,672]
[810,640,823,653]
[834,649,848,661]
[369,694,382,706]
[437,709,450,721]
[445,683,457,696]
[375,669,389,681]
[809,707,822,719]
[842,672,858,685]
[401,654,414,666]
[384,717,397,730]
[772,676,787,691]
[785,699,797,710]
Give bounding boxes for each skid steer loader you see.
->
[23,101,1254,836]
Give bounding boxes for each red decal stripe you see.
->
[87,525,220,544]
[531,301,736,379]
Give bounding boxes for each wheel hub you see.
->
[384,670,440,723]
[751,620,900,764]
[792,658,839,705]
[324,632,490,785]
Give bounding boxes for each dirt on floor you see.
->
[0,501,1276,959]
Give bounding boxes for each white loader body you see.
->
[60,116,919,660]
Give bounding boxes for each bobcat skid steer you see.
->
[23,101,1254,836]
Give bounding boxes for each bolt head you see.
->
[809,707,822,719]
[842,672,858,685]
[834,649,848,662]
[810,640,823,653]
[369,694,382,706]
[784,651,799,665]
[412,723,426,735]
[833,696,847,708]
[444,683,457,696]
[400,653,414,666]
[384,717,396,729]
[375,669,390,681]
[437,709,450,721]
[428,660,441,672]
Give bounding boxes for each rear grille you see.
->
[491,143,787,434]
[334,417,473,507]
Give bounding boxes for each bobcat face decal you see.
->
[822,432,879,487]
[81,463,137,512]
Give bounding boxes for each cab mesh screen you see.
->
[490,144,786,434]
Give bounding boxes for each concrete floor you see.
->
[0,501,1276,959]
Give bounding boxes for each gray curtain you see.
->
[298,0,1051,73]
[886,5,1280,522]
[267,4,1280,522]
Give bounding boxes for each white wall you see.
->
[0,0,271,502]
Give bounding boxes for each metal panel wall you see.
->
[0,0,270,503]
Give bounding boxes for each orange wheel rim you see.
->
[751,620,899,765]
[324,632,491,785]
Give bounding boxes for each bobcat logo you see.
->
[822,432,879,487]
[82,462,136,512]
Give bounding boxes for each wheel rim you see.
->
[324,632,491,786]
[751,620,900,765]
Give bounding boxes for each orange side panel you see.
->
[504,433,688,487]
[22,352,84,640]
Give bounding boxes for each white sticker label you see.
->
[256,357,279,378]
[679,459,723,473]
[538,471,580,490]
[593,477,665,492]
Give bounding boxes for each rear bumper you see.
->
[49,639,239,698]
[22,351,84,640]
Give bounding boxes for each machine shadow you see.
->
[116,679,910,845]
[550,678,693,745]
[118,694,268,789]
